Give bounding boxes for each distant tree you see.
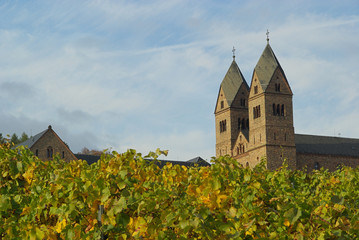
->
[20,132,29,143]
[79,147,103,156]
[11,133,20,145]
[80,147,90,155]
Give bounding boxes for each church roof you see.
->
[254,43,288,91]
[17,129,48,149]
[220,60,249,107]
[295,134,359,157]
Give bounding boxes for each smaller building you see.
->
[17,125,77,162]
[17,126,211,167]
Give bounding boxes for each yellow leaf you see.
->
[55,219,66,233]
[284,219,290,227]
[21,206,31,216]
[216,194,227,208]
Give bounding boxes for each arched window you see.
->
[258,105,261,117]
[242,119,245,129]
[253,107,256,118]
[246,119,249,129]
[273,104,276,115]
[281,104,285,116]
[221,101,224,109]
[47,147,53,158]
[277,104,280,115]
[314,162,320,170]
[35,149,39,157]
[238,118,241,130]
[275,83,281,92]
[62,151,65,158]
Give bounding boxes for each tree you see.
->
[0,133,4,144]
[20,132,29,143]
[11,133,20,145]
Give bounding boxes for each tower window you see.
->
[240,99,245,106]
[281,104,285,116]
[220,120,227,133]
[242,119,245,129]
[221,101,224,109]
[253,105,261,119]
[275,83,281,92]
[277,104,280,115]
[254,86,258,94]
[273,104,276,115]
[246,119,249,129]
[238,118,241,130]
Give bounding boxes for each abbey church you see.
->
[215,39,359,171]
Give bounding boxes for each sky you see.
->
[1,0,359,161]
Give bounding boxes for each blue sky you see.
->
[1,0,359,161]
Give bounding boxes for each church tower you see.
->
[215,50,250,157]
[247,38,296,169]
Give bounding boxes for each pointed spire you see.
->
[254,43,288,92]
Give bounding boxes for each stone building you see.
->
[18,126,210,167]
[17,125,77,162]
[215,41,359,171]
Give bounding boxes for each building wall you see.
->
[296,153,359,172]
[30,129,77,162]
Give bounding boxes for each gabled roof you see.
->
[75,154,101,165]
[254,43,288,91]
[295,134,359,157]
[220,60,249,107]
[77,154,211,167]
[17,129,48,149]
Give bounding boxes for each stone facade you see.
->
[18,125,77,162]
[215,42,359,170]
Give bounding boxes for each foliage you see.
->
[1,132,29,145]
[1,143,359,239]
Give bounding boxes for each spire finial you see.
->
[266,29,270,43]
[232,46,236,60]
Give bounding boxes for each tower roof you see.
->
[220,60,249,107]
[254,43,289,91]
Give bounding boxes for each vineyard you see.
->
[1,142,359,239]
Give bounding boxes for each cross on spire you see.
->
[232,46,236,60]
[266,29,270,43]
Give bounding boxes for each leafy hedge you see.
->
[1,142,359,239]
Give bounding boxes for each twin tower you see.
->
[215,41,296,169]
